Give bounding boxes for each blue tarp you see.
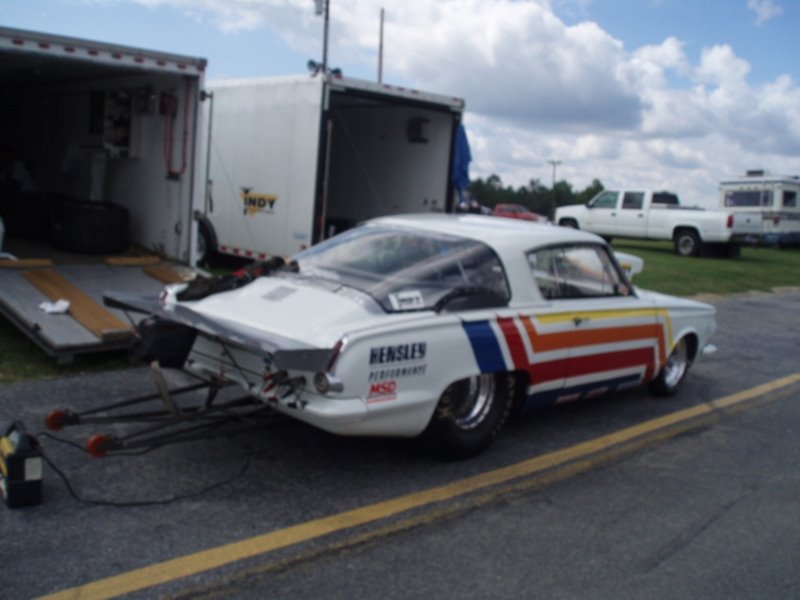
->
[451,123,472,204]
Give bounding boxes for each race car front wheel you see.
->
[422,373,513,459]
[648,337,693,396]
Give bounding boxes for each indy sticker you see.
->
[241,188,278,216]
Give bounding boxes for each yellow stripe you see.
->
[0,436,14,456]
[39,373,800,600]
[536,308,660,324]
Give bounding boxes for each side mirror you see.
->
[614,251,644,278]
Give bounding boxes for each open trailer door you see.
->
[0,27,207,361]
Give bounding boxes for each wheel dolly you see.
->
[44,362,276,458]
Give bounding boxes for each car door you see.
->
[616,191,646,236]
[524,244,664,408]
[584,191,620,234]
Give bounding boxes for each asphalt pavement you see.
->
[0,290,798,599]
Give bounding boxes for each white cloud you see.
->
[747,0,784,25]
[112,0,800,204]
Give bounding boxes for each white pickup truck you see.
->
[555,190,762,257]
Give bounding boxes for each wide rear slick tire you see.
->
[422,373,513,459]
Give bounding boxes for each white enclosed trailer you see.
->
[199,75,466,261]
[0,27,207,361]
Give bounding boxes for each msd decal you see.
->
[240,188,278,216]
[462,310,673,409]
[368,380,397,403]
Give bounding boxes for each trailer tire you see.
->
[196,218,217,266]
[51,200,130,254]
[674,229,701,257]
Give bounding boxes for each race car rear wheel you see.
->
[422,373,513,459]
[649,337,692,396]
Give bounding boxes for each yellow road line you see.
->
[40,373,800,600]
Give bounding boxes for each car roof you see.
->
[365,213,601,253]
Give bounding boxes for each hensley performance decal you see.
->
[369,342,427,365]
[368,364,427,382]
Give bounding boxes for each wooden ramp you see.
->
[22,269,132,341]
[0,260,198,363]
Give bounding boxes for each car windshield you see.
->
[294,225,511,312]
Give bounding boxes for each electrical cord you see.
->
[35,432,253,508]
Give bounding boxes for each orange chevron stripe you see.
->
[518,314,670,382]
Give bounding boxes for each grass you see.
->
[613,240,800,296]
[0,316,129,383]
[1,242,798,383]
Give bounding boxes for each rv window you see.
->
[724,190,773,207]
[783,191,797,208]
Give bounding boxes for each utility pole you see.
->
[314,0,330,76]
[378,8,385,83]
[547,159,561,220]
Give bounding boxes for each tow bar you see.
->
[44,362,275,458]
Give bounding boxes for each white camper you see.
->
[198,75,466,261]
[718,171,800,247]
[0,27,207,360]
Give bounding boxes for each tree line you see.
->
[469,174,605,217]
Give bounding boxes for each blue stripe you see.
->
[521,373,642,412]
[462,320,506,373]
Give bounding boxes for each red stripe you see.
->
[566,347,653,378]
[498,317,528,370]
[526,357,570,385]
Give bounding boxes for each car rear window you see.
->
[294,226,511,312]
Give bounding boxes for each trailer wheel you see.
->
[51,200,130,254]
[674,229,701,257]
[196,218,217,265]
[421,373,513,459]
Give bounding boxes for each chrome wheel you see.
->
[662,338,688,390]
[422,373,512,459]
[649,336,692,397]
[451,374,495,430]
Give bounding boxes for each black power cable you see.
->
[35,431,254,508]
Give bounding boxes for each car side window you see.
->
[528,245,631,300]
[588,191,619,209]
[622,192,644,210]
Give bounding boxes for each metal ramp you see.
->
[0,256,192,364]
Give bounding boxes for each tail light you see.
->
[726,214,734,228]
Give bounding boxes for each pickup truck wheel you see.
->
[649,337,691,397]
[421,373,513,459]
[559,218,579,229]
[674,230,701,257]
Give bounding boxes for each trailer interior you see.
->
[321,87,461,237]
[0,28,206,362]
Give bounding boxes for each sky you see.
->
[2,0,798,207]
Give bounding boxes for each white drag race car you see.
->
[106,214,716,458]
